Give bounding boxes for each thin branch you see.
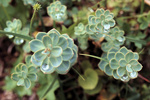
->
[80,53,109,62]
[140,0,144,14]
[0,30,33,41]
[138,74,150,83]
[72,67,85,81]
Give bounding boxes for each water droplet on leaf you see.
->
[117,36,124,42]
[42,64,49,70]
[15,38,24,45]
[129,71,138,78]
[121,74,130,82]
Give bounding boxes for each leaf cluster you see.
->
[47,1,67,22]
[30,29,78,74]
[11,55,37,88]
[98,47,143,82]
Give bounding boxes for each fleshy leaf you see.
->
[27,73,37,81]
[78,68,99,90]
[51,46,63,57]
[117,67,126,77]
[24,78,31,89]
[57,36,68,50]
[11,73,20,81]
[56,61,70,74]
[132,63,143,71]
[49,56,62,67]
[41,58,55,74]
[30,39,45,52]
[17,78,24,86]
[104,64,113,76]
[109,59,119,69]
[62,48,73,61]
[34,49,47,61]
[36,32,47,40]
[125,52,134,63]
[42,35,52,48]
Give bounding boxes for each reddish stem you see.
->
[138,74,150,83]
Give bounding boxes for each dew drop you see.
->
[117,37,123,42]
[8,35,14,38]
[104,24,110,30]
[15,39,24,45]
[42,64,49,70]
[20,39,24,43]
[121,74,130,82]
[129,71,138,78]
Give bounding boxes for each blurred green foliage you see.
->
[0,0,150,100]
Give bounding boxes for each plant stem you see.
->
[0,30,33,41]
[38,11,46,31]
[1,5,10,20]
[138,74,150,83]
[139,48,145,54]
[140,0,144,14]
[126,36,146,44]
[53,20,56,28]
[80,53,109,62]
[72,67,85,81]
[29,10,36,35]
[118,13,149,19]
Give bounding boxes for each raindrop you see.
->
[104,24,110,30]
[121,74,130,82]
[42,64,49,70]
[20,39,24,43]
[15,39,24,45]
[117,37,123,42]
[8,35,14,38]
[129,71,138,78]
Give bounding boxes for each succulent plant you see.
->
[74,23,88,50]
[98,46,143,82]
[11,55,37,88]
[29,29,78,74]
[74,23,86,36]
[4,19,29,45]
[22,0,46,5]
[101,27,125,52]
[85,8,115,41]
[47,1,67,22]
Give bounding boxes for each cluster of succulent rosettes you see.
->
[74,23,88,50]
[85,8,115,41]
[101,27,125,52]
[98,46,143,82]
[74,23,86,36]
[29,29,78,74]
[11,55,37,88]
[47,1,67,22]
[4,19,29,45]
